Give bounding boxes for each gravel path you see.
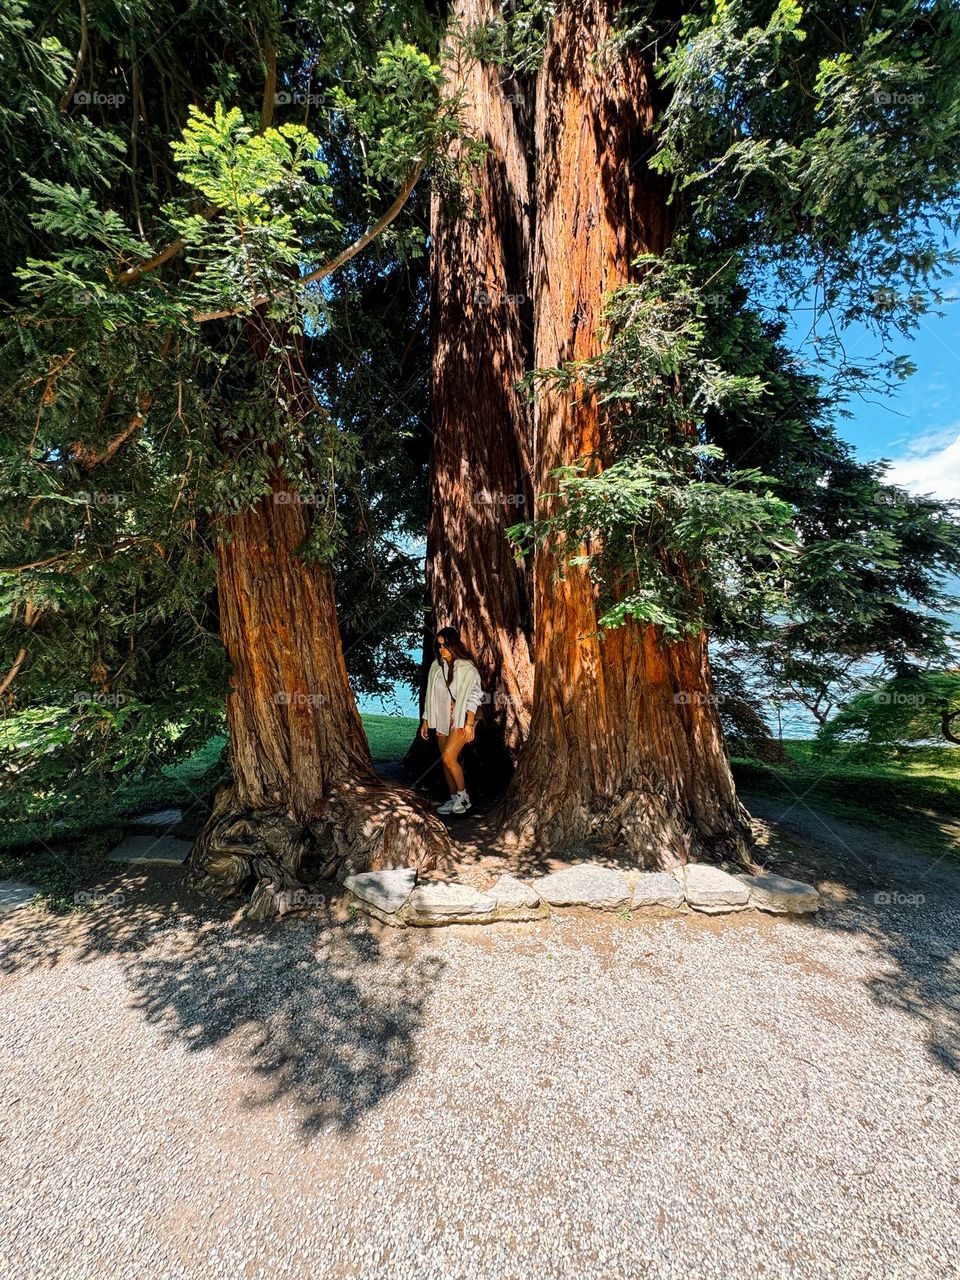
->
[1,801,958,1280]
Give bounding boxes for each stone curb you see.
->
[343,861,820,928]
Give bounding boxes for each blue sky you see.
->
[822,270,960,496]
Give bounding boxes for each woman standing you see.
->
[419,626,484,815]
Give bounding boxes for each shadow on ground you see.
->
[741,791,960,1077]
[1,784,958,1132]
[0,874,444,1137]
[416,787,960,1078]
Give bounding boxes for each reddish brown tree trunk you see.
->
[190,335,452,919]
[501,0,750,865]
[412,0,536,785]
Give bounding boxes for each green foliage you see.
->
[460,0,557,74]
[653,0,960,367]
[512,444,794,636]
[519,237,959,714]
[0,0,448,814]
[816,671,960,756]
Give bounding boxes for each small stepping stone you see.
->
[107,834,192,866]
[488,873,543,920]
[129,808,183,829]
[0,880,41,916]
[534,863,630,910]
[404,881,497,926]
[680,863,749,913]
[738,872,820,914]
[631,871,683,909]
[344,867,416,918]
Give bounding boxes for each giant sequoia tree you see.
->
[413,0,537,784]
[0,0,459,913]
[499,0,750,861]
[3,0,960,910]
[429,0,960,860]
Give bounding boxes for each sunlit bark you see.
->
[501,0,750,864]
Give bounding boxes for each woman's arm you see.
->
[462,666,483,739]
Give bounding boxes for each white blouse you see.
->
[428,659,483,735]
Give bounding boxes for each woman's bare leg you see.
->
[440,727,468,793]
[436,732,458,795]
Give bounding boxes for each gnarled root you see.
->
[500,771,753,870]
[315,777,454,881]
[188,777,454,921]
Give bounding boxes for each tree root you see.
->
[499,774,753,870]
[188,777,453,921]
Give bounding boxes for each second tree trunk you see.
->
[501,0,750,866]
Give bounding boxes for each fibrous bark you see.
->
[190,350,453,916]
[411,0,536,785]
[501,0,751,866]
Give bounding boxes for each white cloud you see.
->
[885,425,960,501]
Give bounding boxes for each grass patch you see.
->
[0,716,418,905]
[733,741,960,856]
[4,716,956,909]
[363,713,418,761]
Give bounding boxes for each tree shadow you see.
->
[0,872,444,1137]
[743,792,960,1077]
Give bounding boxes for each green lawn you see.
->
[1,715,418,854]
[0,715,418,907]
[732,741,960,856]
[363,713,419,761]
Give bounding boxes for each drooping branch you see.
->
[0,601,40,699]
[939,700,960,745]
[1,550,75,573]
[190,158,427,324]
[114,219,210,287]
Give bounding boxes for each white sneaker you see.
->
[450,793,472,815]
[436,796,457,814]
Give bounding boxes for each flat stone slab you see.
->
[680,863,749,913]
[344,867,416,916]
[0,881,41,916]
[129,808,183,829]
[631,871,683,909]
[489,874,540,909]
[404,881,497,926]
[738,872,820,914]
[534,863,630,910]
[486,874,544,922]
[106,834,192,866]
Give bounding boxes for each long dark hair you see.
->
[434,626,477,691]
